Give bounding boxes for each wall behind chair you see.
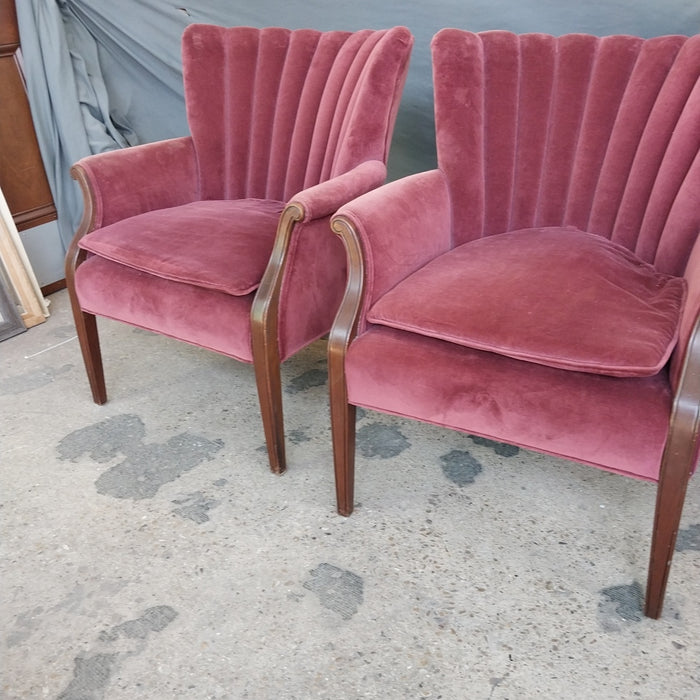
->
[17,0,700,263]
[95,0,700,178]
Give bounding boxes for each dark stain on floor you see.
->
[468,434,520,457]
[171,491,221,523]
[57,653,119,700]
[286,367,328,394]
[303,563,363,620]
[57,606,177,700]
[676,523,700,551]
[599,582,644,625]
[357,422,410,459]
[288,427,312,444]
[440,449,483,486]
[98,605,178,642]
[57,414,223,500]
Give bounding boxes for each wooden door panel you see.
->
[0,0,57,231]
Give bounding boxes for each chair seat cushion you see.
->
[366,227,687,377]
[79,199,286,296]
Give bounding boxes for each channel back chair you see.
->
[66,24,413,473]
[329,29,700,618]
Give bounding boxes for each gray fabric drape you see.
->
[16,0,192,250]
[16,1,92,252]
[16,0,700,253]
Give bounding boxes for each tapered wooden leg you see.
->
[645,318,700,618]
[328,331,356,516]
[645,389,699,619]
[331,397,356,516]
[65,233,107,405]
[67,292,107,405]
[252,346,287,474]
[645,450,694,619]
[78,311,106,405]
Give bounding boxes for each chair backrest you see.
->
[432,29,700,276]
[182,24,412,204]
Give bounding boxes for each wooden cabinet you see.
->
[0,0,58,232]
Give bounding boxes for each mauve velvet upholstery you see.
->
[76,255,256,361]
[334,30,700,482]
[345,327,672,481]
[674,237,700,385]
[368,227,686,377]
[72,24,413,363]
[434,31,699,276]
[182,25,409,201]
[80,199,286,295]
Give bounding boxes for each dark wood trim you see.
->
[14,204,58,231]
[40,279,66,296]
[65,163,106,405]
[645,312,700,618]
[0,0,19,49]
[0,0,58,231]
[69,164,97,235]
[250,202,305,474]
[328,214,366,516]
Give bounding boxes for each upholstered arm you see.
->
[671,236,700,393]
[290,160,388,222]
[252,160,391,361]
[331,169,453,336]
[70,136,199,233]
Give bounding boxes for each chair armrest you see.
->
[327,169,452,405]
[663,310,700,480]
[289,160,388,222]
[331,169,452,332]
[251,160,390,359]
[671,236,700,391]
[71,136,199,233]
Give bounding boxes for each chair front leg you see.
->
[646,441,696,618]
[330,388,357,517]
[66,238,107,405]
[328,309,357,515]
[70,303,107,406]
[645,317,700,618]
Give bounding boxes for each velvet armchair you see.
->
[329,29,700,618]
[66,24,413,473]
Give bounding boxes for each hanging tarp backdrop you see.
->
[16,0,700,253]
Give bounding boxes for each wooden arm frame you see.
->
[65,164,105,404]
[328,214,366,515]
[251,202,305,473]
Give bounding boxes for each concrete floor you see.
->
[2,289,700,699]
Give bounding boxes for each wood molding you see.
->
[40,279,66,296]
[0,0,58,231]
[0,204,47,328]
